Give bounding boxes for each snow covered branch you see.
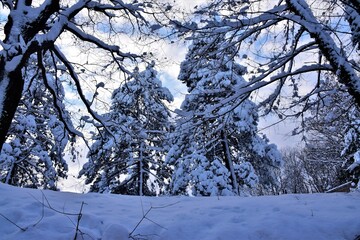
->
[64,22,138,60]
[0,0,158,151]
[286,0,360,106]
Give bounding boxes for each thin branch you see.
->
[65,22,138,60]
[129,201,180,238]
[38,50,83,138]
[51,45,114,137]
[73,201,85,240]
[0,213,27,232]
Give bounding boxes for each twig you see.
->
[30,191,90,239]
[131,233,160,240]
[29,192,45,227]
[0,213,27,231]
[129,201,180,239]
[32,191,81,216]
[0,190,55,232]
[73,201,85,240]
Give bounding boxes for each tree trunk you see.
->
[0,59,24,151]
[0,0,60,152]
[139,141,144,196]
[221,130,239,195]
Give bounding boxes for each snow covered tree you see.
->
[0,54,73,190]
[168,0,360,191]
[302,143,348,192]
[80,62,173,196]
[296,74,360,189]
[0,0,173,152]
[280,145,346,194]
[167,33,282,196]
[280,148,310,194]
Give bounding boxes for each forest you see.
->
[0,0,359,197]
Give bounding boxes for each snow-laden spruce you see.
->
[80,62,173,196]
[167,33,282,196]
[0,54,74,190]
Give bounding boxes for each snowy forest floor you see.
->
[0,183,359,240]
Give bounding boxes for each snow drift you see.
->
[0,183,359,240]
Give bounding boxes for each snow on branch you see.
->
[269,64,333,82]
[286,0,360,105]
[65,22,138,60]
[85,1,149,29]
[203,4,288,30]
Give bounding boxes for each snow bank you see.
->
[0,183,359,240]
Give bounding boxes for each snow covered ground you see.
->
[0,183,359,240]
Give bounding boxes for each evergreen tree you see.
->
[167,33,282,196]
[0,54,73,190]
[80,62,173,196]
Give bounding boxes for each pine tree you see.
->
[167,33,282,196]
[0,54,73,190]
[80,62,173,196]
